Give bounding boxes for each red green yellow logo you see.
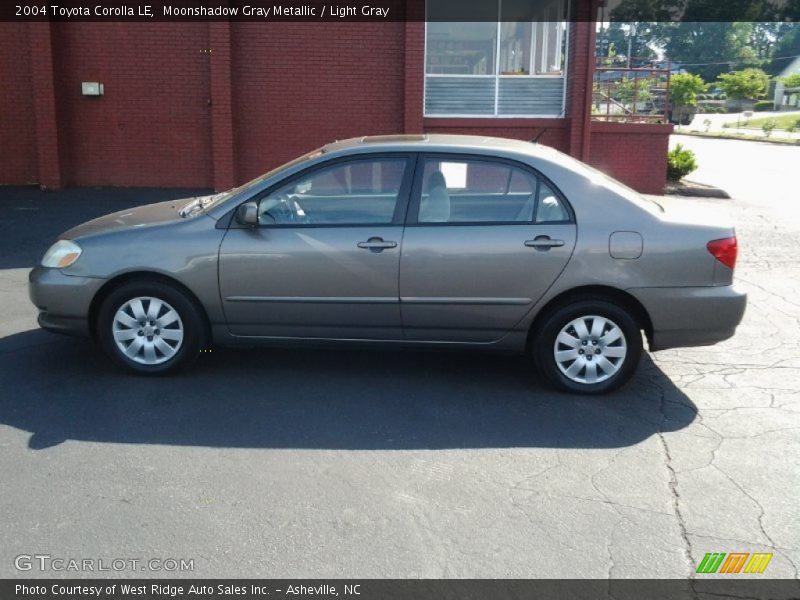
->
[696,552,772,574]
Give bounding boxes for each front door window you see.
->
[257,158,408,226]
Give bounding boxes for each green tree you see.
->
[766,22,800,75]
[597,22,658,62]
[716,68,770,100]
[670,73,707,124]
[783,0,800,20]
[605,0,799,81]
[664,22,759,82]
[616,77,654,112]
[610,0,785,21]
[783,73,800,89]
[610,0,682,22]
[681,0,779,22]
[750,22,783,62]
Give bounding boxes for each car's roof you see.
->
[324,133,562,161]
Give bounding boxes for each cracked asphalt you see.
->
[0,137,798,582]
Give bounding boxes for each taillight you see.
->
[707,236,738,270]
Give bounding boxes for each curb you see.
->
[664,180,731,199]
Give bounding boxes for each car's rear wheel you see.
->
[97,279,204,375]
[532,299,642,394]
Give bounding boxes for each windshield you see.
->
[195,148,326,213]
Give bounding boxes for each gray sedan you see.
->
[29,135,746,393]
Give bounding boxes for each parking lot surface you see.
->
[0,140,798,579]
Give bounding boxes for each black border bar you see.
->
[4,579,800,600]
[3,0,799,22]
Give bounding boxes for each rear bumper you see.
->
[28,266,105,338]
[628,284,747,351]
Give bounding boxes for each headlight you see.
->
[41,240,83,268]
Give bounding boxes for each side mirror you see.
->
[236,201,258,227]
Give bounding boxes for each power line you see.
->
[673,53,800,66]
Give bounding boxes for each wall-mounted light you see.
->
[81,82,104,96]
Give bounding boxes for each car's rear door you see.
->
[219,154,414,339]
[399,154,576,343]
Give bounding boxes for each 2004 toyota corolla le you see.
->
[29,135,746,394]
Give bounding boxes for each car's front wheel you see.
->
[533,299,642,394]
[97,279,204,375]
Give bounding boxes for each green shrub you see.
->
[782,73,800,89]
[717,69,769,100]
[753,100,773,112]
[667,144,698,181]
[762,119,777,136]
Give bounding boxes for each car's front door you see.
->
[399,155,577,343]
[219,155,414,339]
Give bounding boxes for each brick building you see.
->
[0,0,673,195]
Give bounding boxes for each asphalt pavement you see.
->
[0,141,798,581]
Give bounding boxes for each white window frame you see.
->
[423,0,570,118]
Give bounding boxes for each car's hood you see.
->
[60,196,211,240]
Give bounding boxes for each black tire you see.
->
[97,279,205,375]
[532,298,642,394]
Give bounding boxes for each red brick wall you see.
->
[0,24,38,185]
[589,122,673,195]
[1,13,673,196]
[403,20,424,133]
[230,22,406,183]
[209,22,235,191]
[565,2,597,160]
[50,23,213,187]
[423,119,570,154]
[30,23,63,188]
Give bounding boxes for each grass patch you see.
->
[722,113,800,130]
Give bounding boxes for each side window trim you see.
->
[504,167,514,196]
[406,152,574,227]
[531,176,542,224]
[232,153,416,229]
[534,180,572,225]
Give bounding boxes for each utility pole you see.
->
[626,23,637,68]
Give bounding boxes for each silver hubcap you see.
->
[554,315,627,385]
[112,296,184,365]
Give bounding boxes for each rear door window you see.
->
[414,157,570,224]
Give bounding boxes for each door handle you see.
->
[525,236,565,250]
[357,238,397,251]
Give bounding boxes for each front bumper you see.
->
[28,266,106,338]
[628,284,747,351]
